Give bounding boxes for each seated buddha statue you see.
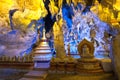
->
[82,44,93,57]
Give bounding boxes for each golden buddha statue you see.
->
[77,39,103,73]
[82,44,93,57]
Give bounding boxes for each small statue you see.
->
[23,54,27,62]
[27,55,32,62]
[28,54,32,62]
[21,57,25,62]
[12,56,17,62]
[82,44,93,57]
[78,39,94,58]
[25,55,29,62]
[82,45,90,55]
[67,43,71,56]
[18,56,21,62]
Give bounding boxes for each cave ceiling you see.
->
[0,0,120,29]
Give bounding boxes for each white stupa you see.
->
[34,28,52,61]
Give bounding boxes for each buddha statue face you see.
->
[83,45,87,48]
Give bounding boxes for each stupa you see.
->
[33,28,52,61]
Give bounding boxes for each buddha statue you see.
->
[83,45,89,54]
[67,43,71,56]
[77,39,103,73]
[82,44,93,58]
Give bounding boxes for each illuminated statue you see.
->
[77,39,103,73]
[53,11,66,58]
[78,39,94,58]
[17,56,21,62]
[112,30,120,79]
[82,45,91,56]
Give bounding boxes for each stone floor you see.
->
[19,62,49,80]
[0,68,28,80]
[19,70,48,80]
[0,62,49,80]
[0,62,116,80]
[46,73,116,80]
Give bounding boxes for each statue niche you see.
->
[78,39,94,58]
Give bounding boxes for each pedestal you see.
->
[76,58,103,73]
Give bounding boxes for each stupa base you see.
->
[33,54,52,61]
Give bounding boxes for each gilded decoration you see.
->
[78,39,94,56]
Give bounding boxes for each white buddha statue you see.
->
[82,44,93,57]
[83,45,89,53]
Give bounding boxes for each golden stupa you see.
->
[34,28,52,61]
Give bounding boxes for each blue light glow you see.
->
[62,3,115,57]
[62,5,73,28]
[0,17,45,57]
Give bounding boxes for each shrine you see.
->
[76,39,103,73]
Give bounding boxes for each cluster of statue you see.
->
[50,56,77,63]
[0,54,33,62]
[49,39,104,73]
